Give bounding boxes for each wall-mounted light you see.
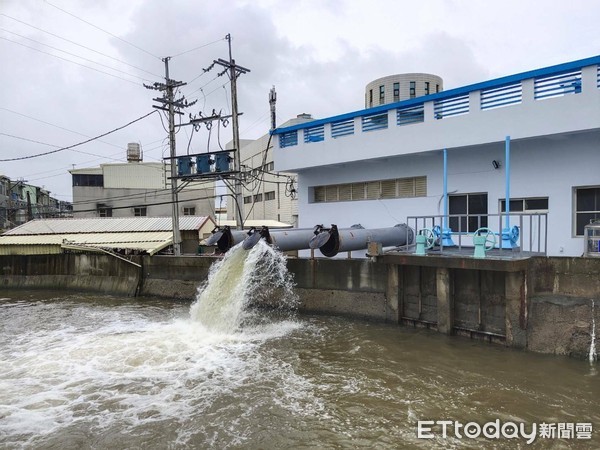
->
[492,160,501,169]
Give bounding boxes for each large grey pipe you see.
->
[203,226,248,253]
[242,226,318,252]
[310,223,414,257]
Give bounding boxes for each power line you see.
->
[0,107,124,151]
[0,36,142,86]
[68,183,214,208]
[44,0,160,60]
[0,28,154,82]
[0,13,161,78]
[0,111,157,162]
[170,37,226,58]
[72,191,219,214]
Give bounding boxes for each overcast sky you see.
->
[1,0,599,203]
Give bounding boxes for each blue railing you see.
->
[434,94,469,119]
[362,112,388,132]
[279,130,298,148]
[304,125,325,143]
[272,55,600,148]
[534,69,582,100]
[396,104,424,126]
[331,118,354,138]
[481,82,522,110]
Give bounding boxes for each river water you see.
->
[1,244,598,449]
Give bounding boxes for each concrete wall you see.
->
[0,253,140,296]
[1,252,598,359]
[139,255,213,300]
[287,258,389,320]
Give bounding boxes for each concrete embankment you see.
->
[1,253,599,359]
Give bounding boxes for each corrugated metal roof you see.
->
[3,216,213,235]
[0,232,173,255]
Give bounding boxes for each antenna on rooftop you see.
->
[269,86,277,131]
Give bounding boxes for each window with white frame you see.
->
[183,207,195,216]
[574,187,600,236]
[98,207,112,218]
[500,197,548,213]
[134,207,147,217]
[449,193,488,232]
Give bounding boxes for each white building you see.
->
[70,145,215,219]
[273,55,600,257]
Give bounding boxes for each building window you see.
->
[436,84,440,93]
[73,174,103,187]
[243,196,252,204]
[253,193,263,202]
[265,191,276,201]
[312,177,426,203]
[98,207,112,218]
[574,187,600,236]
[369,89,373,107]
[425,81,430,95]
[134,207,147,217]
[379,85,385,104]
[183,207,195,216]
[500,197,548,213]
[449,193,488,232]
[393,82,400,102]
[409,81,416,98]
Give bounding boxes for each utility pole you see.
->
[164,57,181,255]
[214,34,250,230]
[145,58,194,255]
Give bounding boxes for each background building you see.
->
[274,55,600,257]
[0,174,71,231]
[227,114,315,227]
[365,73,443,108]
[70,144,215,219]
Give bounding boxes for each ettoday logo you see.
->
[417,420,593,444]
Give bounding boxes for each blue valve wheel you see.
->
[510,226,520,244]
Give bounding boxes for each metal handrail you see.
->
[403,212,548,256]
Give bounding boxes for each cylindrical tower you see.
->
[365,73,443,108]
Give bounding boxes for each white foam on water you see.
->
[0,241,312,448]
[190,239,298,333]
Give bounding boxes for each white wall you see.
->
[296,131,600,257]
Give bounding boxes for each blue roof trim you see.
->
[272,55,600,135]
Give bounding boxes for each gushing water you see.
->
[190,240,298,333]
[590,299,597,364]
